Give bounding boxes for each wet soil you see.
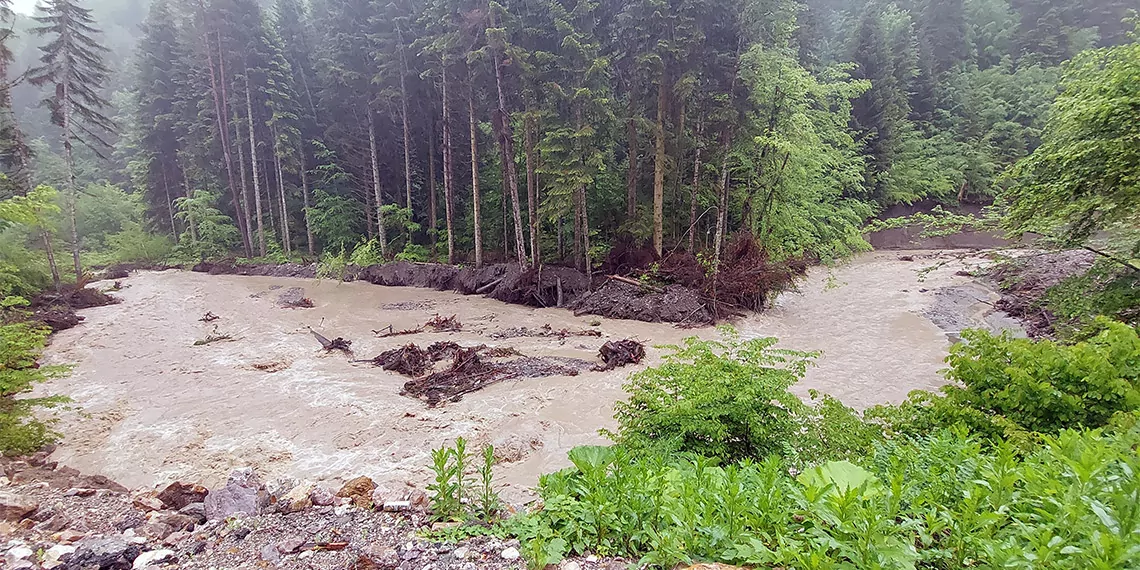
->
[38,250,1017,502]
[987,250,1096,337]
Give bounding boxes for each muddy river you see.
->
[39,250,1016,499]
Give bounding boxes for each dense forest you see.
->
[0,0,1136,286]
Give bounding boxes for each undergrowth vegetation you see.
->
[427,325,1140,569]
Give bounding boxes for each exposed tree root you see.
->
[594,339,646,371]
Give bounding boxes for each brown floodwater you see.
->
[39,249,1012,499]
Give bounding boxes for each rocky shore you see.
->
[1,452,620,570]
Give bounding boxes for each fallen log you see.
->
[608,274,662,293]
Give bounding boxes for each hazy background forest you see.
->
[0,0,1136,291]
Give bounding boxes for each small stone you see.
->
[177,502,206,522]
[56,529,87,543]
[501,547,520,561]
[259,543,281,563]
[163,531,190,547]
[453,547,468,559]
[35,514,69,532]
[65,488,98,497]
[586,555,599,563]
[137,521,174,541]
[152,512,197,532]
[309,486,335,506]
[279,483,313,513]
[156,482,208,510]
[299,550,314,559]
[4,545,34,565]
[133,494,165,512]
[460,563,477,570]
[67,536,142,569]
[336,476,376,499]
[0,476,8,487]
[133,549,176,569]
[42,544,76,569]
[277,537,306,554]
[401,549,421,561]
[0,491,38,521]
[231,526,251,540]
[562,562,582,570]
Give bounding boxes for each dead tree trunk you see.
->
[689,117,703,252]
[368,108,389,257]
[271,124,292,255]
[489,9,528,267]
[441,63,456,264]
[244,71,267,257]
[652,77,667,257]
[714,127,733,265]
[525,115,539,265]
[429,115,438,259]
[468,66,483,268]
[298,142,314,255]
[397,23,414,213]
[626,99,638,218]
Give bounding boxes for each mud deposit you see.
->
[40,250,1014,499]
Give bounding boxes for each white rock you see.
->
[133,549,175,569]
[42,544,77,569]
[585,555,599,563]
[0,476,9,487]
[299,550,314,559]
[562,562,581,570]
[4,545,34,565]
[453,546,469,559]
[501,547,520,561]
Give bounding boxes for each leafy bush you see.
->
[316,247,348,281]
[395,242,430,262]
[96,222,174,264]
[870,321,1140,437]
[0,322,69,454]
[348,238,385,267]
[1046,259,1140,339]
[427,437,502,524]
[513,425,1140,569]
[608,327,878,463]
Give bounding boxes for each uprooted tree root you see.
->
[194,326,234,346]
[594,339,646,371]
[309,327,354,357]
[401,348,592,406]
[361,342,524,377]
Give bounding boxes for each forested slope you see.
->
[0,0,1133,275]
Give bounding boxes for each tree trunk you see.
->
[41,230,61,290]
[60,74,81,280]
[204,25,252,256]
[429,115,438,259]
[714,127,733,265]
[525,115,539,266]
[490,11,528,267]
[626,99,637,218]
[501,167,508,259]
[441,63,456,264]
[180,167,199,243]
[689,117,704,252]
[468,67,483,268]
[398,25,414,213]
[271,125,291,255]
[368,108,388,256]
[235,110,261,255]
[576,108,590,281]
[673,105,685,242]
[244,71,267,257]
[161,166,179,241]
[652,78,667,257]
[298,142,314,255]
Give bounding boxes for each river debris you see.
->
[380,300,436,311]
[276,287,315,308]
[375,314,462,337]
[488,323,602,340]
[594,339,646,371]
[366,344,433,376]
[194,326,234,346]
[362,342,526,377]
[309,326,354,357]
[251,359,292,372]
[401,348,592,406]
[199,311,220,322]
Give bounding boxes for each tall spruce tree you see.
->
[28,0,117,279]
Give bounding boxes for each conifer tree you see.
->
[28,0,117,279]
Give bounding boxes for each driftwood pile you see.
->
[375,314,463,337]
[594,339,646,371]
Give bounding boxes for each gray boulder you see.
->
[203,468,269,520]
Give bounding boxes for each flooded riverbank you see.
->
[39,249,1013,499]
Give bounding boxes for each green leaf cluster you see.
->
[0,322,69,454]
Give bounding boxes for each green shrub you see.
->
[0,322,69,454]
[512,425,1140,569]
[871,321,1140,438]
[349,238,385,266]
[608,327,878,464]
[1046,259,1140,339]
